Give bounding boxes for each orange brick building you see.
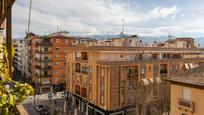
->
[27,32,74,93]
[51,33,73,91]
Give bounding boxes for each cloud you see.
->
[146,5,181,19]
[11,0,204,38]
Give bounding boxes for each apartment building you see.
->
[98,35,141,47]
[13,39,29,80]
[167,64,204,115]
[27,32,74,93]
[164,38,196,48]
[65,45,204,115]
[74,37,97,46]
[51,32,73,91]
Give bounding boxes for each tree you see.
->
[0,43,34,115]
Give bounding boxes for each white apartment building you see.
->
[13,39,29,78]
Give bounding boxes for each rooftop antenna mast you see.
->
[121,19,125,37]
[27,0,32,33]
[57,25,59,32]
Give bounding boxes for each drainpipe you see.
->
[119,65,121,110]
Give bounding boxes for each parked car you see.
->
[35,105,49,112]
[35,105,44,112]
[39,108,51,115]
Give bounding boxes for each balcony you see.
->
[82,70,88,74]
[178,98,194,113]
[36,65,52,70]
[128,69,138,77]
[35,50,52,54]
[128,73,137,77]
[35,42,52,46]
[35,58,52,62]
[35,73,52,77]
[82,52,88,60]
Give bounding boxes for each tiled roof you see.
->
[66,45,204,52]
[167,64,204,87]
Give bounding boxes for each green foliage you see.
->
[0,43,34,115]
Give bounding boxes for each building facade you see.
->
[65,45,204,115]
[164,38,196,48]
[51,32,73,91]
[167,64,204,115]
[13,39,29,80]
[27,32,74,94]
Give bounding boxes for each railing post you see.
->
[6,4,12,78]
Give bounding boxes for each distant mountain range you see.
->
[85,34,204,47]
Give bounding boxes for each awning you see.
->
[185,63,190,69]
[155,77,162,83]
[149,78,154,83]
[189,63,194,69]
[142,78,149,85]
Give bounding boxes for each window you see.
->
[148,66,151,71]
[76,63,80,72]
[128,68,136,77]
[76,52,81,59]
[44,56,48,60]
[44,47,48,51]
[65,39,69,43]
[160,64,167,74]
[55,71,59,74]
[141,66,146,75]
[56,39,61,43]
[55,62,60,66]
[44,71,48,76]
[154,65,158,72]
[82,65,89,74]
[55,77,60,82]
[82,52,88,60]
[182,88,191,100]
[128,80,136,90]
[101,68,104,76]
[55,54,60,58]
[55,47,60,51]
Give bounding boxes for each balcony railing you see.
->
[82,70,88,74]
[35,42,52,46]
[36,66,52,70]
[178,98,194,113]
[128,73,138,77]
[35,73,52,77]
[35,50,52,54]
[35,58,52,62]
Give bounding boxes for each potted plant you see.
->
[0,44,34,115]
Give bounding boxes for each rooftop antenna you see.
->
[27,0,32,33]
[121,19,125,37]
[57,25,59,33]
[168,32,174,40]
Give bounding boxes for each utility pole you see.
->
[27,0,32,33]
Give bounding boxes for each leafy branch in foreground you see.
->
[0,43,34,115]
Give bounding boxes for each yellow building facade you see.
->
[65,45,204,115]
[168,64,204,115]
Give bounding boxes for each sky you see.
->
[11,0,204,38]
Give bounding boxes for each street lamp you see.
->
[3,81,13,90]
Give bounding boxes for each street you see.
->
[22,92,86,115]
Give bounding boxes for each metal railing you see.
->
[178,98,194,113]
